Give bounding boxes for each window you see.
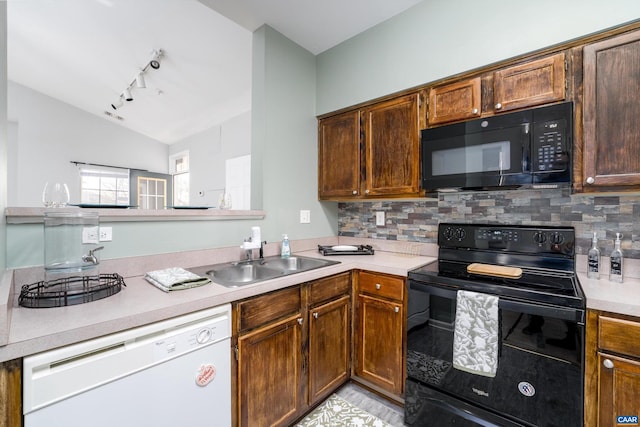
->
[79,166,130,206]
[170,151,189,207]
[129,170,172,209]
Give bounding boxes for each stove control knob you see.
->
[533,232,547,245]
[550,232,564,244]
[455,228,466,241]
[443,227,455,240]
[603,359,614,369]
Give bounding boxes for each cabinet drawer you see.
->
[235,286,301,333]
[308,272,351,306]
[599,316,640,358]
[359,272,404,301]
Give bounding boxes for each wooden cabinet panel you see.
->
[597,353,640,427]
[428,77,481,125]
[355,294,404,395]
[318,110,361,198]
[363,93,421,196]
[599,316,640,357]
[0,359,21,427]
[493,53,565,113]
[582,30,640,191]
[308,271,350,306]
[308,295,351,404]
[237,313,304,427]
[235,286,301,332]
[359,271,404,301]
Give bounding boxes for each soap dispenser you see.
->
[609,232,624,283]
[281,234,291,258]
[587,232,601,279]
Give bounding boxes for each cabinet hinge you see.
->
[234,345,239,361]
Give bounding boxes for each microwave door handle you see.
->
[522,123,531,173]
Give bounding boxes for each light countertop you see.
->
[0,247,435,363]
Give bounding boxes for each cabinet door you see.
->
[237,314,304,427]
[308,295,351,405]
[598,353,640,427]
[363,93,422,197]
[582,31,640,191]
[318,110,361,199]
[493,53,565,113]
[428,77,481,125]
[355,294,404,395]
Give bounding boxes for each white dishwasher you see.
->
[23,304,231,427]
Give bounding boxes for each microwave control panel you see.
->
[532,118,568,173]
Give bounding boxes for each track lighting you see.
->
[135,73,146,88]
[109,49,164,110]
[123,88,133,102]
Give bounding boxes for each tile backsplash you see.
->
[338,188,640,259]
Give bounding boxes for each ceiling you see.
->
[7,0,422,144]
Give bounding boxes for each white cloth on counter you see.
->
[144,267,211,292]
[452,290,499,378]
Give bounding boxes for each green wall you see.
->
[5,25,338,268]
[316,0,640,114]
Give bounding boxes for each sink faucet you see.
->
[82,246,104,265]
[240,226,263,261]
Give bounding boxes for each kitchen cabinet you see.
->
[233,272,351,427]
[0,359,21,427]
[584,311,640,427]
[427,53,566,126]
[579,29,640,192]
[318,110,361,199]
[428,77,481,125]
[318,91,423,200]
[354,271,405,399]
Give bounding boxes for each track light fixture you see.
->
[109,49,164,110]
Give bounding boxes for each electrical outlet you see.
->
[99,227,113,242]
[376,211,385,226]
[82,226,99,244]
[300,210,311,224]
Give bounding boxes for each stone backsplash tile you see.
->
[338,188,640,259]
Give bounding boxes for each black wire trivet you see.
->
[19,273,126,308]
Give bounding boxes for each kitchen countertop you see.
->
[0,248,435,363]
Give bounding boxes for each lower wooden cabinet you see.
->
[233,272,351,427]
[0,359,22,427]
[585,311,640,427]
[354,271,405,398]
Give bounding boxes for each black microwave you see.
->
[421,102,573,192]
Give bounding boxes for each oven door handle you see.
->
[409,280,584,323]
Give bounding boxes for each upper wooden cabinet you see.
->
[318,110,361,199]
[428,77,481,125]
[579,29,640,192]
[492,53,566,113]
[318,91,423,200]
[427,53,566,126]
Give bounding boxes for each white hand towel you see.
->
[144,267,210,292]
[452,290,499,378]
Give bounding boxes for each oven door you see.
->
[406,280,584,427]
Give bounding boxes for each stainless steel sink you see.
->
[200,255,339,287]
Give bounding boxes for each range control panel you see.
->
[438,223,574,255]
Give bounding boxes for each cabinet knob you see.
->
[352,190,358,195]
[586,177,595,185]
[472,108,479,114]
[365,189,370,194]
[375,283,381,290]
[495,103,502,110]
[313,312,318,319]
[298,318,303,325]
[603,359,614,369]
[394,306,400,313]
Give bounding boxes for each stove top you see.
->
[408,223,585,309]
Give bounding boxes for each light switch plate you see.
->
[300,210,311,224]
[99,227,113,242]
[376,211,385,226]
